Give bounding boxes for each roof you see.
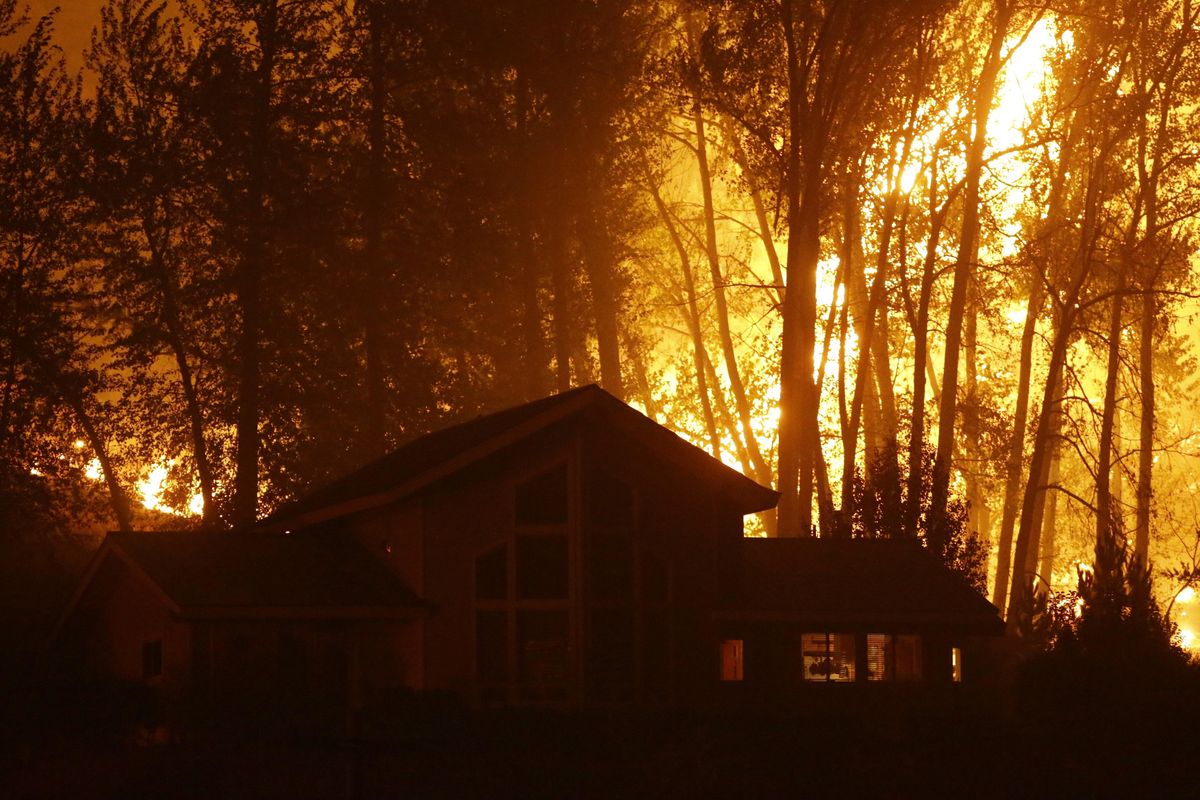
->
[720,538,1003,634]
[56,532,425,629]
[264,384,779,532]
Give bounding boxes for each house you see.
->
[52,385,1002,716]
[715,538,1003,701]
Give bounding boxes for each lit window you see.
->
[866,634,923,681]
[802,633,855,682]
[142,640,163,679]
[720,639,744,681]
[951,646,963,683]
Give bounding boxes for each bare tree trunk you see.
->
[1095,271,1126,575]
[515,70,550,401]
[992,280,1042,609]
[577,208,625,400]
[1038,440,1061,586]
[234,1,278,527]
[1135,285,1155,563]
[148,233,217,527]
[644,173,721,457]
[687,77,770,488]
[929,0,1012,555]
[361,1,390,449]
[777,0,822,537]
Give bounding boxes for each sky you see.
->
[28,0,104,74]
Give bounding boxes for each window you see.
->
[866,634,923,682]
[588,534,633,602]
[720,639,744,681]
[515,465,568,525]
[951,646,963,683]
[587,608,636,701]
[475,544,508,600]
[588,471,634,527]
[517,610,569,702]
[476,610,508,685]
[142,640,163,679]
[516,535,568,599]
[802,633,855,682]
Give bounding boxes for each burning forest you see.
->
[4,0,1200,796]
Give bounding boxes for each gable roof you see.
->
[720,538,1003,634]
[54,532,424,636]
[263,385,779,532]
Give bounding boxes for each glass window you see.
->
[895,635,922,681]
[515,465,568,525]
[142,640,163,679]
[802,633,856,682]
[866,634,923,681]
[720,639,744,681]
[518,610,569,699]
[866,634,892,681]
[588,534,633,602]
[516,535,569,599]
[641,551,669,603]
[476,610,508,685]
[588,470,634,527]
[475,544,508,600]
[951,646,963,683]
[587,608,636,702]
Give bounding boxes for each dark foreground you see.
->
[3,691,1198,800]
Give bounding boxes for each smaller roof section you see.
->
[721,538,1002,634]
[264,384,779,532]
[60,532,425,626]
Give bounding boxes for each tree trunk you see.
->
[1135,285,1154,564]
[233,1,278,527]
[645,173,721,457]
[362,1,389,450]
[992,280,1042,610]
[576,200,624,400]
[776,0,822,537]
[690,101,770,486]
[929,0,1012,556]
[1095,272,1126,578]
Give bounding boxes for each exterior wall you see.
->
[326,413,748,709]
[65,553,191,694]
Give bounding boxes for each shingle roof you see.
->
[106,531,423,616]
[264,384,779,531]
[722,538,1003,633]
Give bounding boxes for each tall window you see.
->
[951,646,963,683]
[866,634,922,681]
[802,633,856,682]
[475,463,573,706]
[142,640,163,680]
[720,639,744,681]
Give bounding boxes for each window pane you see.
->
[866,634,892,681]
[641,551,669,603]
[895,635,922,681]
[475,545,507,600]
[515,465,568,525]
[142,640,163,679]
[516,535,569,599]
[588,470,634,527]
[643,611,670,694]
[588,534,633,602]
[587,608,635,702]
[518,610,568,700]
[476,610,508,685]
[951,646,963,683]
[802,633,855,682]
[720,639,743,682]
